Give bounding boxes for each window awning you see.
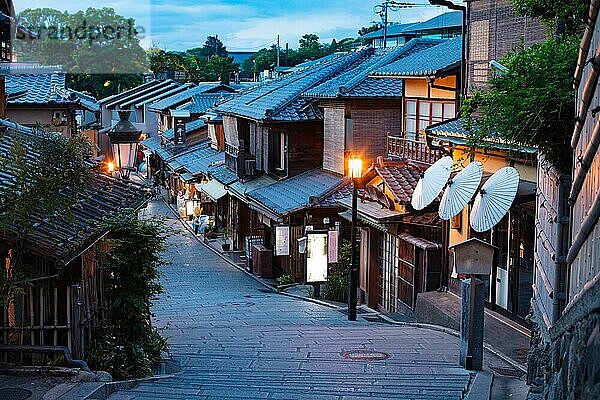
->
[197,179,227,202]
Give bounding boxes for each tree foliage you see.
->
[0,128,94,303]
[321,241,351,303]
[148,35,238,83]
[462,37,579,171]
[88,217,169,380]
[511,0,588,37]
[15,7,147,98]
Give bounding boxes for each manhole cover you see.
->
[0,388,32,400]
[490,366,526,378]
[342,350,390,361]
[216,301,255,307]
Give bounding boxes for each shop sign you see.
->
[274,225,290,256]
[306,231,328,283]
[328,230,339,263]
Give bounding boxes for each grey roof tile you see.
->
[214,50,367,122]
[373,37,462,77]
[305,39,442,98]
[177,94,230,114]
[167,141,223,176]
[247,169,345,216]
[0,120,149,262]
[208,163,237,185]
[5,73,76,105]
[162,118,207,140]
[148,84,234,112]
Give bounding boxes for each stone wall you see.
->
[528,277,600,399]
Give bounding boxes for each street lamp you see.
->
[107,110,142,179]
[348,155,362,321]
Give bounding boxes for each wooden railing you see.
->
[387,135,443,164]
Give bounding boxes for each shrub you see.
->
[321,241,351,303]
[87,218,169,379]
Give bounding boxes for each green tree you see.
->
[462,37,579,172]
[511,0,587,37]
[0,128,94,304]
[88,218,168,379]
[206,55,238,84]
[15,7,147,97]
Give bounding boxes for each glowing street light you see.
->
[347,155,363,321]
[107,110,142,179]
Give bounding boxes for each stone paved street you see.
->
[107,200,496,400]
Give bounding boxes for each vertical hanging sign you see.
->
[306,231,328,283]
[275,225,290,256]
[328,230,339,263]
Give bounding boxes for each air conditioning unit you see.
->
[245,159,256,177]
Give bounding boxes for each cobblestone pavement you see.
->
[107,200,495,400]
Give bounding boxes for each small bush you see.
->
[87,218,169,380]
[321,241,351,303]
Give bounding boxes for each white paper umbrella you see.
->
[470,166,520,232]
[411,156,454,211]
[439,161,483,220]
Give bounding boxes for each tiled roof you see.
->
[401,11,462,34]
[119,82,183,108]
[425,118,538,154]
[162,118,207,140]
[375,161,424,204]
[103,80,179,108]
[176,94,229,114]
[5,73,77,105]
[167,141,224,176]
[0,120,149,263]
[360,12,461,40]
[372,37,462,77]
[360,23,418,39]
[214,50,367,122]
[99,80,164,104]
[306,39,441,98]
[208,163,237,185]
[134,83,196,108]
[141,136,173,161]
[71,90,100,112]
[247,169,345,217]
[148,84,233,112]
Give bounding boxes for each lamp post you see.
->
[107,110,142,179]
[348,155,362,321]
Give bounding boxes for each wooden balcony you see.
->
[387,135,443,165]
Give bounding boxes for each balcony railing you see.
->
[387,135,443,165]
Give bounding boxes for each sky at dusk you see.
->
[15,1,465,51]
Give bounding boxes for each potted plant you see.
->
[222,241,231,252]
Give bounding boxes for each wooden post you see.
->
[28,287,35,345]
[53,288,58,346]
[39,287,44,346]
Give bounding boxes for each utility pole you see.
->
[374,1,415,48]
[277,35,280,68]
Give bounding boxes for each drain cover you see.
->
[490,366,526,378]
[0,388,32,400]
[342,350,390,361]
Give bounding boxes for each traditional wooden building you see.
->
[0,120,149,362]
[4,67,82,137]
[212,52,370,277]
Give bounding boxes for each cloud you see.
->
[14,0,462,51]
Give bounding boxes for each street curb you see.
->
[82,374,175,400]
[464,371,493,400]
[162,199,526,374]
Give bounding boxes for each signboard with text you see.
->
[306,231,328,283]
[328,230,339,263]
[274,225,290,256]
